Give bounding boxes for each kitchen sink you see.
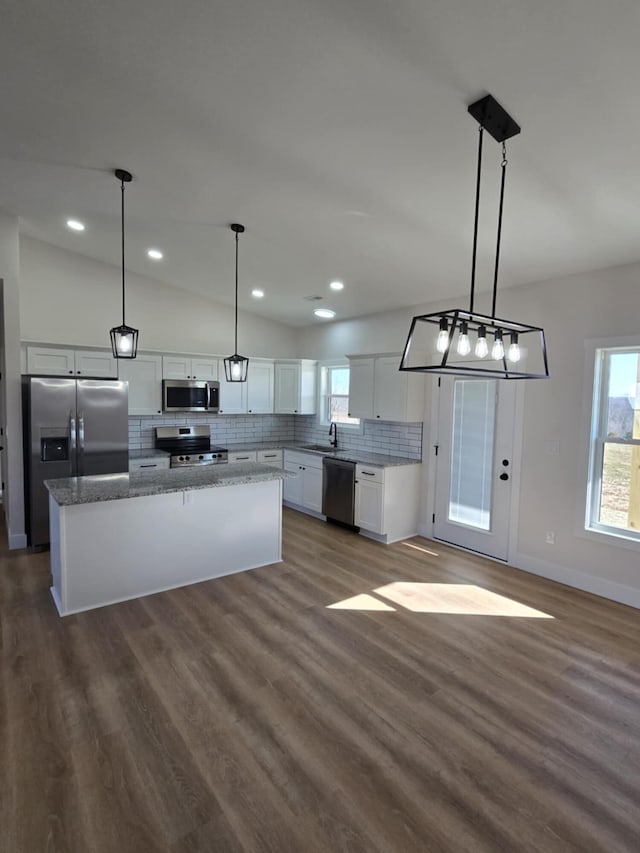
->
[300,444,338,453]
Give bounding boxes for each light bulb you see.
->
[436,317,449,354]
[508,333,520,363]
[492,331,504,360]
[475,326,488,358]
[231,361,242,380]
[117,335,132,354]
[456,322,471,356]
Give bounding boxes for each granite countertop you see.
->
[129,449,171,460]
[282,444,420,467]
[45,462,294,507]
[224,441,419,467]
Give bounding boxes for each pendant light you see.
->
[223,223,249,382]
[110,168,139,359]
[400,95,548,380]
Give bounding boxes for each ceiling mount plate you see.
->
[114,168,132,183]
[468,95,521,142]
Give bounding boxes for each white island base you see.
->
[49,478,283,616]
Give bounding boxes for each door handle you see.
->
[78,412,85,475]
[69,414,77,452]
[499,472,509,481]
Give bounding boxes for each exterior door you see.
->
[434,377,516,560]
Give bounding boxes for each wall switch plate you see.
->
[545,530,555,545]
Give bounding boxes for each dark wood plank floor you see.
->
[2,508,640,852]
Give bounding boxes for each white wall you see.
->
[0,214,26,548]
[19,237,298,358]
[295,262,640,608]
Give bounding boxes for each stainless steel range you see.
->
[155,426,228,468]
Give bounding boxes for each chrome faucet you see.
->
[329,421,338,448]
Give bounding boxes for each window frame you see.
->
[317,360,362,431]
[583,339,640,547]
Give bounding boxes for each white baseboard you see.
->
[8,532,28,550]
[510,552,640,610]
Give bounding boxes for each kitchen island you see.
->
[45,462,293,616]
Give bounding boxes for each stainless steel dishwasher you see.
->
[322,457,357,527]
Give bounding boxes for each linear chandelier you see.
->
[110,168,139,359]
[400,95,549,379]
[224,223,249,382]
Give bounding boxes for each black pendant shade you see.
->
[400,95,548,380]
[110,168,139,359]
[224,223,249,382]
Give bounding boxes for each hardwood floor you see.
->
[2,508,640,852]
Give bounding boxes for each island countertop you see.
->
[45,462,294,507]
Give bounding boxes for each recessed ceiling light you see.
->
[147,248,163,260]
[252,289,264,298]
[66,219,85,232]
[314,308,336,319]
[329,280,344,291]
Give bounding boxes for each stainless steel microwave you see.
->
[162,379,220,413]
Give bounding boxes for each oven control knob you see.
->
[184,455,190,462]
[199,454,204,460]
[178,456,184,461]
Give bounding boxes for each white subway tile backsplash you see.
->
[129,411,422,460]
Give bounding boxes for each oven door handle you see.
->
[206,383,211,410]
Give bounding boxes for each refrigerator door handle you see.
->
[78,412,85,475]
[69,413,77,452]
[69,412,77,477]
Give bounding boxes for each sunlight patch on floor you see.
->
[327,594,396,611]
[373,582,553,618]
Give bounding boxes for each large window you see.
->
[321,365,360,426]
[587,347,640,541]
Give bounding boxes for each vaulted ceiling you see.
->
[2,1,640,326]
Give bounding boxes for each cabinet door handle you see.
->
[361,471,375,476]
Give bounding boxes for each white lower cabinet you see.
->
[129,457,171,473]
[355,473,385,534]
[257,450,283,466]
[228,450,257,464]
[283,451,324,515]
[355,462,422,543]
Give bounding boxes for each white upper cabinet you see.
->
[246,359,274,414]
[348,353,425,422]
[162,356,218,381]
[218,359,248,414]
[26,346,117,378]
[118,355,163,415]
[274,360,317,414]
[347,357,375,420]
[75,350,118,378]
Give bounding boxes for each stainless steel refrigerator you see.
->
[22,375,129,547]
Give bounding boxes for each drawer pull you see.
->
[264,454,277,458]
[140,464,157,468]
[236,456,250,460]
[361,471,375,476]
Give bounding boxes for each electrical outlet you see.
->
[545,530,555,545]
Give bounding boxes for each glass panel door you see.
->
[435,377,516,560]
[449,380,496,530]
